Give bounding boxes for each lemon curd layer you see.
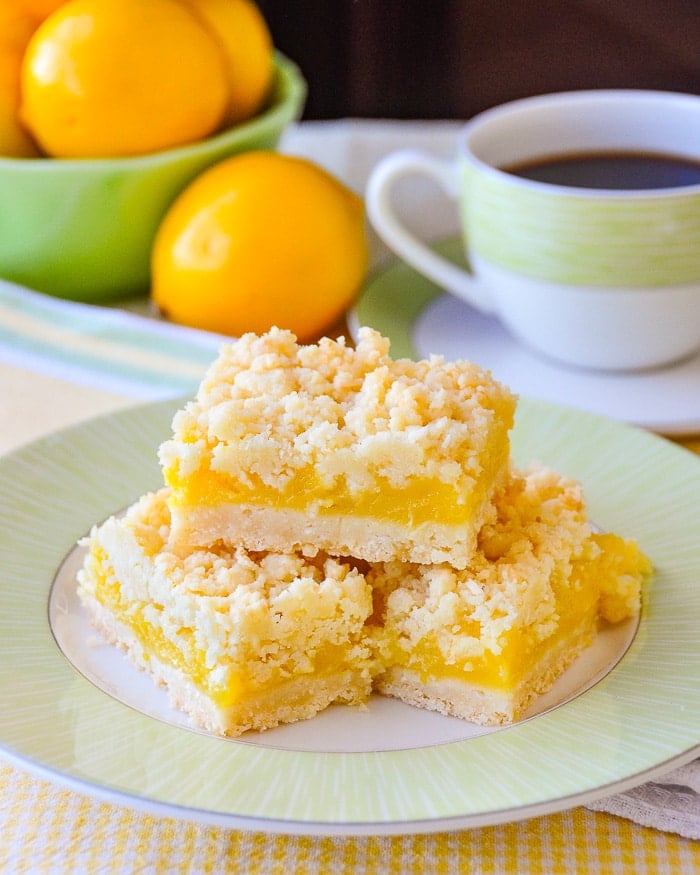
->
[158,327,516,566]
[163,450,509,527]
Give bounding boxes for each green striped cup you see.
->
[366,90,700,371]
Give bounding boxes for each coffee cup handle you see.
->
[366,150,496,313]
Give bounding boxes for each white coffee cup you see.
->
[366,90,700,371]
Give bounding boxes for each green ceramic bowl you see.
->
[0,53,306,303]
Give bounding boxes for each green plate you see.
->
[0,397,698,835]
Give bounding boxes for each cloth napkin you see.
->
[587,760,700,840]
[0,277,223,400]
[0,119,698,841]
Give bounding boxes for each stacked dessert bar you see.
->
[78,328,651,736]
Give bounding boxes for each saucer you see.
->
[350,239,700,435]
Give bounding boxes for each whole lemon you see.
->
[19,0,230,158]
[0,54,41,158]
[0,8,41,157]
[0,7,37,50]
[151,151,369,341]
[180,0,274,126]
[14,1,66,22]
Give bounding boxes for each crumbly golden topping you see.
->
[158,327,517,493]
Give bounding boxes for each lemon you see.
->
[15,1,66,21]
[180,0,274,126]
[0,8,38,49]
[151,151,369,341]
[19,0,230,158]
[0,8,41,157]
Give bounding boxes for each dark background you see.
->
[258,1,700,120]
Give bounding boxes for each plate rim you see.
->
[3,743,698,837]
[0,396,699,835]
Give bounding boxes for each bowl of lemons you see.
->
[0,0,306,302]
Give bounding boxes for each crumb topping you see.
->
[158,327,516,492]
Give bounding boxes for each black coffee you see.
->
[502,151,700,190]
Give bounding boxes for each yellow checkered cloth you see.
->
[1,762,698,874]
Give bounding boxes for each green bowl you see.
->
[0,53,306,303]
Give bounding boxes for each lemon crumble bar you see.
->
[76,328,650,736]
[158,327,516,569]
[77,489,375,737]
[368,464,650,726]
[76,469,649,736]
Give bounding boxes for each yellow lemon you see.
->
[19,0,230,158]
[0,8,38,49]
[14,1,66,21]
[180,0,274,126]
[0,9,41,157]
[152,151,369,341]
[0,55,41,158]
